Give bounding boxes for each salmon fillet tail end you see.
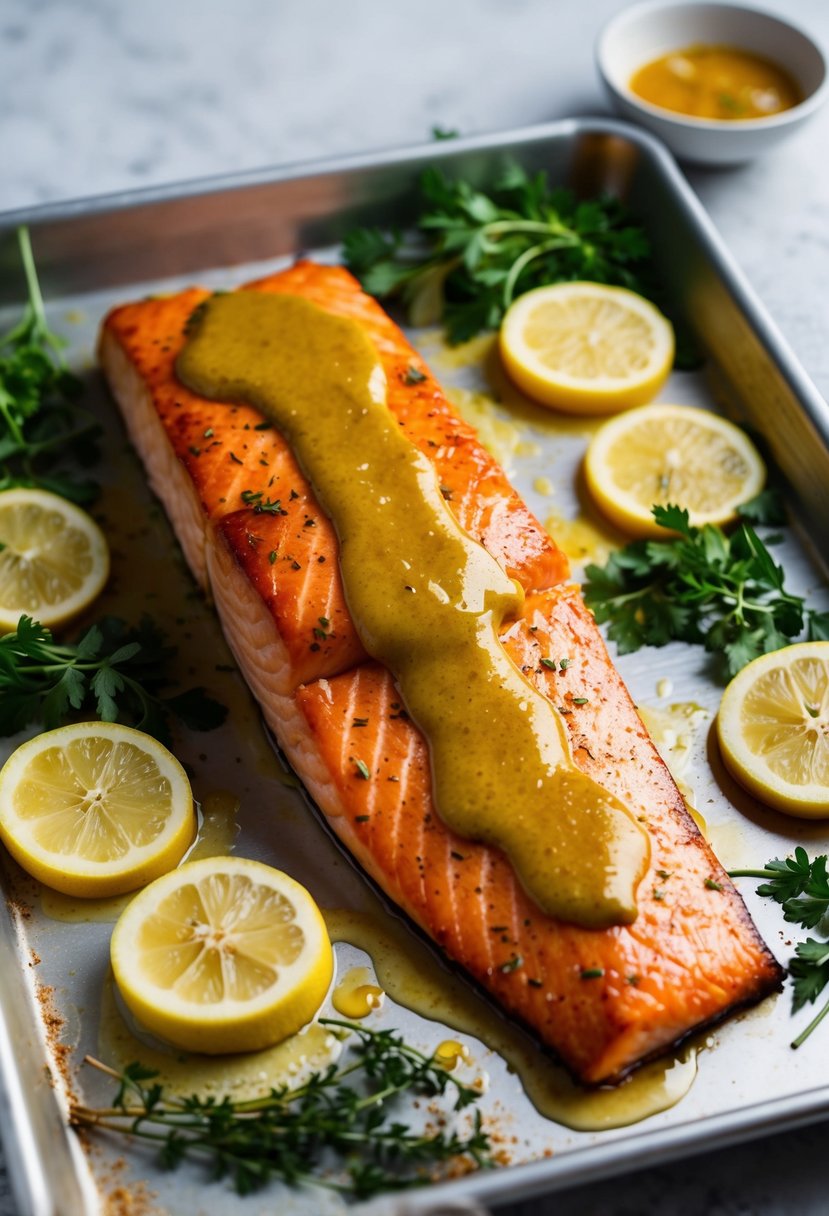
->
[99,261,784,1086]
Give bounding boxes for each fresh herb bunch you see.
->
[730,849,829,1047]
[0,614,226,744]
[71,1019,491,1199]
[583,504,829,680]
[0,228,99,503]
[344,165,652,344]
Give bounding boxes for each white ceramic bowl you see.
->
[597,1,827,164]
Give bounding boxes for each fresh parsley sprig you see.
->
[0,228,100,503]
[730,850,829,1047]
[729,848,829,929]
[0,614,226,744]
[583,504,829,680]
[344,165,652,344]
[71,1019,491,1199]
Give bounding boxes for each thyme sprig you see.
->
[0,227,100,502]
[71,1019,491,1199]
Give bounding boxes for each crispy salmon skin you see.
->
[99,261,783,1085]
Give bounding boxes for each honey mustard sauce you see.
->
[177,292,649,928]
[630,44,800,121]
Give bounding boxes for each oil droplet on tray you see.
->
[332,966,385,1018]
[434,1039,472,1070]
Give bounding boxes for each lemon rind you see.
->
[716,642,829,819]
[584,403,766,538]
[499,282,675,415]
[0,721,194,895]
[0,487,110,632]
[110,856,334,1055]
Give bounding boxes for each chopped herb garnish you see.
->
[228,451,243,465]
[355,815,370,824]
[203,427,214,439]
[240,489,288,515]
[268,550,277,564]
[580,968,605,981]
[572,697,589,706]
[354,759,371,780]
[500,955,523,974]
[539,658,557,670]
[402,365,427,385]
[704,878,724,892]
[559,658,572,670]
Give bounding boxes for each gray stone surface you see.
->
[2,0,828,1212]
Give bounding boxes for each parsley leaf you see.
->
[0,614,226,745]
[584,505,823,680]
[730,850,829,1046]
[790,939,829,1013]
[343,166,652,344]
[0,228,100,502]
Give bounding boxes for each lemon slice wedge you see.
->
[717,642,829,818]
[0,722,194,895]
[0,488,110,632]
[111,857,334,1054]
[584,403,766,538]
[499,282,674,414]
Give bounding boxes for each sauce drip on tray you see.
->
[177,291,649,927]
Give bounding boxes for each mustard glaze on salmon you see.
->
[99,261,783,1085]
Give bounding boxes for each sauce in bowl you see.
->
[630,44,801,121]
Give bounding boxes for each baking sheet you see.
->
[1,119,829,1216]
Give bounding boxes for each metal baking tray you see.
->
[2,118,829,1216]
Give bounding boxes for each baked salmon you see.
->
[99,261,783,1085]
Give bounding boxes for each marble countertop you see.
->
[2,0,829,1213]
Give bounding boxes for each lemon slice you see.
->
[111,857,334,1054]
[717,643,829,818]
[584,403,766,538]
[0,722,194,895]
[499,282,674,414]
[0,488,109,632]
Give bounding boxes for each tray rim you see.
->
[1,115,829,1214]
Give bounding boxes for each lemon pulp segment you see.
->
[0,722,194,895]
[584,404,765,537]
[110,857,334,1054]
[717,643,829,817]
[499,282,674,414]
[0,488,109,631]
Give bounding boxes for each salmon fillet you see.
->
[99,261,783,1085]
